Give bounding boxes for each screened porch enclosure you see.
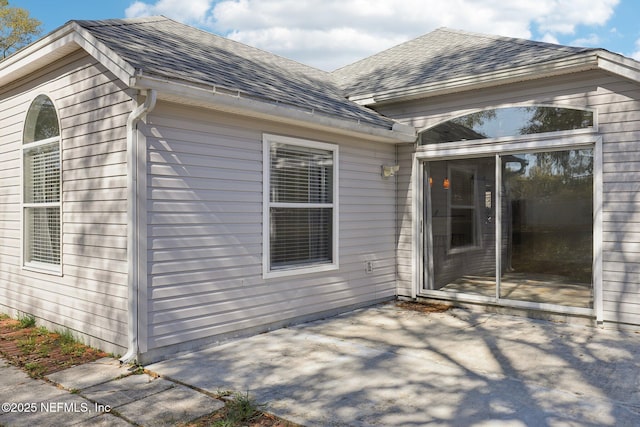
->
[423,149,594,309]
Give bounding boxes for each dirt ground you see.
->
[0,314,298,426]
[0,316,107,377]
[396,300,452,313]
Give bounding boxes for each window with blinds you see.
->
[264,135,338,277]
[22,95,61,272]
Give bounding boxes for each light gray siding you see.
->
[383,70,640,327]
[0,50,132,354]
[142,103,397,359]
[396,143,414,297]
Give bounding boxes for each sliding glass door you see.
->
[423,149,593,309]
[424,157,497,299]
[499,150,593,307]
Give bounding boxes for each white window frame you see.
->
[21,95,62,275]
[263,134,339,279]
[446,164,480,253]
[413,131,603,320]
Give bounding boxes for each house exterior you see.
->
[1,17,639,363]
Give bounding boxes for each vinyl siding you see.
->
[0,50,132,354]
[396,143,415,296]
[143,103,397,357]
[382,69,640,327]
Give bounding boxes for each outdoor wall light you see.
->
[443,178,450,190]
[382,164,400,178]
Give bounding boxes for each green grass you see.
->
[212,391,265,427]
[17,313,36,328]
[17,335,38,354]
[55,328,75,345]
[54,328,86,356]
[24,361,46,378]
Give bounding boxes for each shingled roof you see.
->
[75,16,396,129]
[333,27,601,100]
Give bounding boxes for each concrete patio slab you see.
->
[147,303,640,426]
[46,358,127,391]
[0,392,101,427]
[115,385,224,427]
[80,373,175,408]
[0,355,222,426]
[71,413,134,427]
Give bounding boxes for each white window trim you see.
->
[262,134,339,279]
[21,95,63,276]
[413,131,602,319]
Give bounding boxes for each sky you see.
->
[10,0,640,71]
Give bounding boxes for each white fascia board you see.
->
[131,74,416,144]
[596,51,640,83]
[351,53,601,106]
[0,22,135,89]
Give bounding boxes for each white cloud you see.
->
[540,33,560,44]
[572,33,601,46]
[124,0,621,70]
[534,0,618,34]
[126,0,213,24]
[631,38,640,61]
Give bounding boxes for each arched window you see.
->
[22,95,61,271]
[419,106,594,145]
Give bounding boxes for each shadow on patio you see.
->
[147,303,640,426]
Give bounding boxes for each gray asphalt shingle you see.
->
[75,18,607,124]
[76,16,395,129]
[333,28,600,97]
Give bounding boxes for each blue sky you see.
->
[11,0,640,71]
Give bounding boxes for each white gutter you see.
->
[120,89,157,365]
[129,74,416,144]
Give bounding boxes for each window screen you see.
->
[267,138,336,272]
[23,95,61,270]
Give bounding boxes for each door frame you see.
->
[412,131,603,321]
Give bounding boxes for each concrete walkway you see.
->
[0,357,222,426]
[146,303,640,426]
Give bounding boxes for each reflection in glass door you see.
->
[424,157,496,298]
[423,149,593,309]
[500,150,593,307]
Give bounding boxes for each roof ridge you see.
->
[334,26,596,77]
[436,27,595,53]
[73,15,168,28]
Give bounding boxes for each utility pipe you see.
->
[121,89,157,364]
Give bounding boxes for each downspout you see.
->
[121,89,157,364]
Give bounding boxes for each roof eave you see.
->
[350,52,604,107]
[596,50,640,83]
[131,74,416,143]
[0,21,135,89]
